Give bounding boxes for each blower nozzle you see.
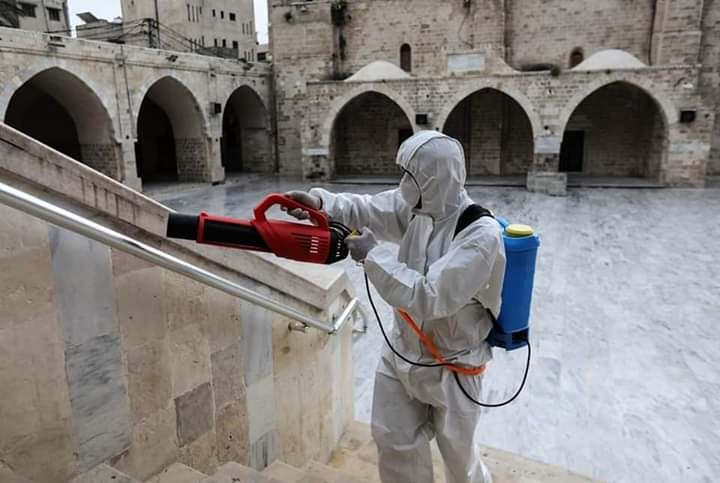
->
[166,194,350,265]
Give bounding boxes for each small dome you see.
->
[345,61,412,82]
[572,49,647,71]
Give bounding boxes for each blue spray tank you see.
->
[487,219,541,351]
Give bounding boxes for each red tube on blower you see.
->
[166,194,349,265]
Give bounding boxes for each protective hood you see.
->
[396,131,467,219]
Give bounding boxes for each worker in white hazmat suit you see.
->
[284,131,506,483]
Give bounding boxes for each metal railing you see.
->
[0,180,362,334]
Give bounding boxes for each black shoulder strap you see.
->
[454,204,494,240]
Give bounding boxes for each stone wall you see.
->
[334,92,412,176]
[507,0,654,68]
[0,126,355,483]
[338,0,504,77]
[80,143,122,179]
[300,65,710,189]
[242,128,275,173]
[443,90,534,176]
[176,138,211,181]
[271,0,717,190]
[0,27,274,190]
[564,83,664,177]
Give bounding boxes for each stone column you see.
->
[119,140,142,191]
[526,134,567,196]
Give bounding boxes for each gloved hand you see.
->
[345,228,378,263]
[283,191,322,220]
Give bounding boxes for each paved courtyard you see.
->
[152,176,720,483]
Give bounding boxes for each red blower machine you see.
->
[166,194,351,264]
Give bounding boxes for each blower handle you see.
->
[253,193,329,230]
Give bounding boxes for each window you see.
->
[251,48,255,61]
[250,20,253,32]
[47,7,61,22]
[201,35,205,46]
[18,2,36,17]
[187,4,191,21]
[232,40,239,50]
[212,9,216,17]
[230,12,236,21]
[221,11,225,19]
[569,48,584,68]
[400,44,412,72]
[214,38,218,47]
[222,39,227,47]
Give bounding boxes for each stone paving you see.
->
[152,175,720,483]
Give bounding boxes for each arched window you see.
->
[569,48,584,68]
[400,44,412,72]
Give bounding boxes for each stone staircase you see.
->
[67,421,600,483]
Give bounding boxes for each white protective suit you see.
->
[310,131,506,483]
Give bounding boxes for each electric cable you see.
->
[327,217,532,406]
[363,270,532,408]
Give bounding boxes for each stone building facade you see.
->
[120,0,258,60]
[0,26,275,190]
[269,0,720,193]
[16,0,69,33]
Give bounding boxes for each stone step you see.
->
[0,463,33,483]
[146,463,207,483]
[69,464,141,483]
[262,461,306,482]
[203,462,285,483]
[299,460,367,483]
[331,421,601,483]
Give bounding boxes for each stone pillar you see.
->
[119,140,142,191]
[526,134,567,196]
[207,136,225,184]
[664,115,713,187]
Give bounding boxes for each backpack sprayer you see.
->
[166,193,540,407]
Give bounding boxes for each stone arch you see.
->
[3,66,121,178]
[436,84,542,141]
[135,76,210,183]
[559,77,676,132]
[558,80,670,179]
[321,85,417,149]
[221,85,273,173]
[326,86,416,177]
[441,87,537,176]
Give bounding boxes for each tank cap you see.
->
[505,224,534,237]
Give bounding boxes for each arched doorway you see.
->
[560,82,665,180]
[222,86,272,173]
[443,89,534,177]
[136,77,208,183]
[332,91,413,177]
[4,67,119,177]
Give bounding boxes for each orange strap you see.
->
[397,309,486,376]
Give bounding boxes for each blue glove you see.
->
[345,228,378,263]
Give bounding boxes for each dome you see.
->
[572,49,647,71]
[345,61,412,82]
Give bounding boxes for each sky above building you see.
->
[68,0,269,44]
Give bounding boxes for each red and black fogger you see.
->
[166,194,350,264]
